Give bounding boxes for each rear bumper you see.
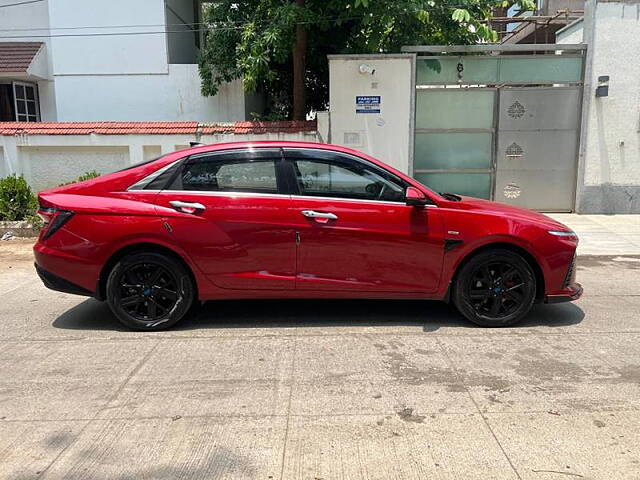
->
[33,241,100,296]
[35,263,93,297]
[545,283,583,304]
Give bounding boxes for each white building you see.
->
[556,0,640,213]
[0,0,261,123]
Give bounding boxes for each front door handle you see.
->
[301,210,338,221]
[169,200,206,214]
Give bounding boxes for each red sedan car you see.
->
[34,141,581,330]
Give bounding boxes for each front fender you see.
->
[436,208,555,299]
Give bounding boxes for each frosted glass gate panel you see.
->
[414,89,495,198]
[415,90,495,129]
[495,88,581,211]
[412,51,584,210]
[416,56,583,85]
[414,133,492,170]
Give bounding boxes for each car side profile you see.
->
[34,141,582,330]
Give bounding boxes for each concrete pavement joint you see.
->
[278,328,298,480]
[3,329,640,344]
[4,407,640,424]
[36,339,163,480]
[436,337,523,480]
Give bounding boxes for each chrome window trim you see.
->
[127,159,183,191]
[290,194,428,207]
[130,189,291,199]
[296,194,438,207]
[127,190,437,207]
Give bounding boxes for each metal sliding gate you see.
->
[409,46,585,212]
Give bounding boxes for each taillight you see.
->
[37,207,74,239]
[37,207,57,225]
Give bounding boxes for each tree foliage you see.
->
[198,0,535,119]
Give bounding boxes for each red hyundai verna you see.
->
[33,141,582,330]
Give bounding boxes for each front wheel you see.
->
[106,252,195,331]
[453,249,536,327]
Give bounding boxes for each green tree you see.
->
[198,0,534,120]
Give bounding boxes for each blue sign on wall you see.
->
[356,95,381,114]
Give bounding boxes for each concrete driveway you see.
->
[1,239,639,479]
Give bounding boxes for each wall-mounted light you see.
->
[359,64,376,75]
[596,75,609,97]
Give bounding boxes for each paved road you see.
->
[1,239,639,479]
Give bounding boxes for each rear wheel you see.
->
[106,252,195,331]
[453,249,536,327]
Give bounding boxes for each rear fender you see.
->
[103,233,202,276]
[95,235,211,301]
[38,193,160,216]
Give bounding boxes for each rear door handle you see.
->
[169,200,206,214]
[301,210,338,220]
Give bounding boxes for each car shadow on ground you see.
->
[52,297,585,333]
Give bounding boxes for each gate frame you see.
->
[402,43,587,211]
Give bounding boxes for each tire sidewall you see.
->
[453,249,536,327]
[106,252,194,331]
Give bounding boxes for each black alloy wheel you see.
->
[118,262,179,321]
[467,261,528,318]
[453,249,536,327]
[106,252,195,330]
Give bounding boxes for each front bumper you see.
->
[545,283,583,304]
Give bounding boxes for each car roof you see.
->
[180,140,367,158]
[174,141,403,176]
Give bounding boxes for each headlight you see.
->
[548,230,578,242]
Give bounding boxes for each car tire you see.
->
[453,249,536,327]
[106,252,195,331]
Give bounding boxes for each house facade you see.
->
[0,0,261,123]
[499,0,585,44]
[555,0,640,213]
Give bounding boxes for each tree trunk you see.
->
[292,0,307,120]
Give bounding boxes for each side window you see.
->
[172,153,279,193]
[293,156,406,202]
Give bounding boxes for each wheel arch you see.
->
[96,242,198,301]
[448,242,545,302]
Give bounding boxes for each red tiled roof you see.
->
[0,42,43,73]
[0,120,317,136]
[200,120,318,135]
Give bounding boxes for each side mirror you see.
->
[405,187,429,207]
